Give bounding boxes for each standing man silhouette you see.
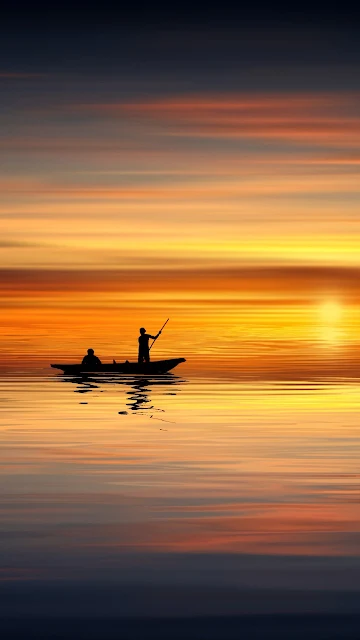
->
[138,327,161,364]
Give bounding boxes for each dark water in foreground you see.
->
[1,373,360,638]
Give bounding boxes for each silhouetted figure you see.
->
[138,327,161,364]
[82,348,102,368]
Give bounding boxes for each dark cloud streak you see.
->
[2,266,360,297]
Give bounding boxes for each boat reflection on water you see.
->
[57,373,187,415]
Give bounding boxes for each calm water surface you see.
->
[1,372,360,618]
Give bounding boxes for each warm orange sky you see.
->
[1,19,360,371]
[2,91,360,270]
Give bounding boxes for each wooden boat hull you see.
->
[51,358,186,375]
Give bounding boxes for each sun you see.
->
[318,299,343,345]
[319,300,342,324]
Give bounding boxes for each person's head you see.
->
[87,348,94,355]
[140,327,146,335]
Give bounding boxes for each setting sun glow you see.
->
[318,299,344,345]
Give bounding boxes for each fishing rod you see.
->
[149,318,169,351]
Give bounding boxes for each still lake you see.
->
[1,368,360,626]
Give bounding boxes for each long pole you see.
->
[149,318,169,351]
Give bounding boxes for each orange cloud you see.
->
[77,92,360,147]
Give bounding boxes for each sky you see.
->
[1,3,360,372]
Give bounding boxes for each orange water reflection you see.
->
[1,374,360,575]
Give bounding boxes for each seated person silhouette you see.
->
[82,348,102,368]
[138,327,161,364]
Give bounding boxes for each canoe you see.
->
[51,358,186,375]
